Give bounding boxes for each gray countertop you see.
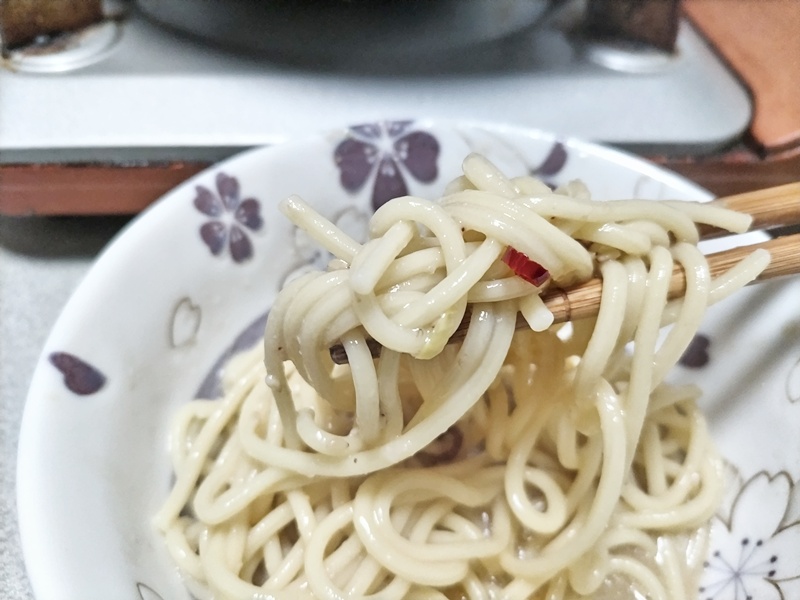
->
[0,215,131,599]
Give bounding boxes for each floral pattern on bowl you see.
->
[700,472,800,600]
[334,120,440,210]
[193,172,264,263]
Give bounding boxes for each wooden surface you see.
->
[4,151,797,216]
[662,147,800,199]
[0,162,207,216]
[684,0,800,153]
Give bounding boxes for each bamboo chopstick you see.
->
[329,184,800,365]
[510,232,798,332]
[702,181,800,238]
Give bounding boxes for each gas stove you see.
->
[0,1,750,167]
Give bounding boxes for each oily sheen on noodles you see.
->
[155,154,769,600]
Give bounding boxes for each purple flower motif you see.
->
[334,120,440,211]
[193,172,264,263]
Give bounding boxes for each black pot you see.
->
[136,0,552,65]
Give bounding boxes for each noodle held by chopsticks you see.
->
[155,154,767,600]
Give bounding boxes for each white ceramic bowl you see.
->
[17,120,800,600]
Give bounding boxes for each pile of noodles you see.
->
[155,154,768,600]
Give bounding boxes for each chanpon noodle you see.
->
[155,154,769,600]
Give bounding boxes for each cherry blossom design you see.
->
[334,120,440,210]
[193,172,263,263]
[699,472,800,600]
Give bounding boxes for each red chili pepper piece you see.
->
[502,247,550,286]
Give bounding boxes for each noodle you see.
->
[155,154,768,600]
